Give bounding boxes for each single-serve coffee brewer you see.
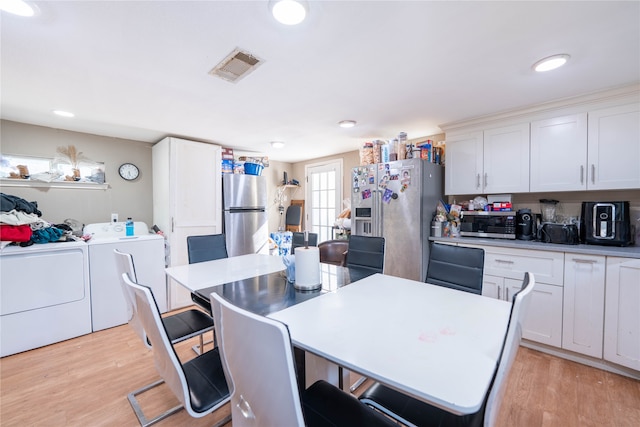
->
[580,201,633,246]
[516,208,537,240]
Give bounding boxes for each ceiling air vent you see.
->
[209,48,264,83]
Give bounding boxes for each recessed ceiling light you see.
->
[270,0,307,25]
[270,141,285,149]
[338,120,356,128]
[53,110,75,118]
[532,54,570,72]
[0,0,35,17]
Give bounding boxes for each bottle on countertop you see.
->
[126,217,134,236]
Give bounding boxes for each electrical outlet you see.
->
[111,213,119,223]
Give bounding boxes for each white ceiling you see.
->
[1,1,639,162]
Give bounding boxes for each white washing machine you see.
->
[84,222,167,332]
[1,241,92,357]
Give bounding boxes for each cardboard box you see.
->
[221,148,234,160]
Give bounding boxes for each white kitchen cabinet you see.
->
[466,244,564,347]
[445,124,529,195]
[444,131,483,195]
[562,253,605,358]
[530,113,588,192]
[153,137,222,309]
[482,123,530,194]
[587,103,640,190]
[604,257,640,371]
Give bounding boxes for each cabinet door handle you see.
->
[484,173,488,188]
[580,165,584,184]
[591,164,595,184]
[495,259,515,264]
[497,287,501,300]
[574,258,597,264]
[505,288,510,302]
[476,174,480,189]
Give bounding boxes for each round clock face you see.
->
[118,163,140,181]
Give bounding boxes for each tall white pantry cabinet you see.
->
[153,137,222,309]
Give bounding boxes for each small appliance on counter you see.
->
[459,211,516,239]
[580,201,633,246]
[538,222,579,245]
[515,208,539,241]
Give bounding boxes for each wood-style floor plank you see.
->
[1,312,639,427]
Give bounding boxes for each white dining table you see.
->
[268,273,512,415]
[165,253,285,291]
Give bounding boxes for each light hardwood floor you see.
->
[1,315,639,427]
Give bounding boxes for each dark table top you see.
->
[195,263,376,316]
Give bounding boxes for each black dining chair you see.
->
[121,273,230,427]
[209,292,397,427]
[426,243,485,294]
[345,235,385,274]
[186,233,229,314]
[359,272,536,427]
[291,231,318,254]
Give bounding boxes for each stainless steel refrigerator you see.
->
[223,174,269,256]
[351,158,444,281]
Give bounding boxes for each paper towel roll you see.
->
[294,247,321,290]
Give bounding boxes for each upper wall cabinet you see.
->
[587,103,640,190]
[531,104,640,192]
[531,113,588,192]
[445,123,530,195]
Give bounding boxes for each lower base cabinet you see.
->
[482,274,563,347]
[562,254,605,358]
[604,257,640,371]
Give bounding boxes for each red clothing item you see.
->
[0,224,32,242]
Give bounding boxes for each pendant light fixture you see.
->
[270,0,308,25]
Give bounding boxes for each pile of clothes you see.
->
[0,193,84,249]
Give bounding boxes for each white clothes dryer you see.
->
[84,222,167,332]
[1,241,92,356]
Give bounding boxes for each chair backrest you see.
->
[285,204,302,233]
[187,234,228,264]
[210,292,304,427]
[121,273,201,417]
[345,235,385,273]
[291,232,318,254]
[318,240,349,266]
[426,243,485,294]
[114,249,149,348]
[484,272,535,427]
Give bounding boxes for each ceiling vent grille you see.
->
[209,48,264,83]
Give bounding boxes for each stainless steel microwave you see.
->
[459,211,516,239]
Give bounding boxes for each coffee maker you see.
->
[516,209,537,240]
[580,201,633,246]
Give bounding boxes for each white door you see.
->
[305,160,342,242]
[444,131,483,195]
[483,123,530,194]
[530,114,588,192]
[604,257,640,371]
[563,254,605,358]
[587,103,640,190]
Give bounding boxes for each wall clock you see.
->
[118,163,140,181]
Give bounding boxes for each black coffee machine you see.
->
[580,201,633,246]
[516,209,537,240]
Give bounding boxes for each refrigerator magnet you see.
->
[382,188,393,203]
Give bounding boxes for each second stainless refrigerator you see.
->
[223,174,269,256]
[351,158,444,281]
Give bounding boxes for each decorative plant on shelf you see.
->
[55,145,89,181]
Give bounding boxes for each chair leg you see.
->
[191,330,216,355]
[350,375,368,393]
[127,379,183,427]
